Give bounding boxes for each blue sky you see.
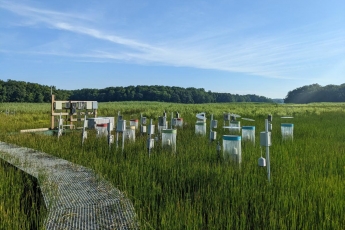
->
[1,0,344,99]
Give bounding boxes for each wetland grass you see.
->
[0,102,344,229]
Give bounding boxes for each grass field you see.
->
[0,102,345,229]
[0,160,46,230]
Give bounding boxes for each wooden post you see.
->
[51,95,55,129]
[70,101,73,128]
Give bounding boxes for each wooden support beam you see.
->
[51,94,98,130]
[51,94,55,130]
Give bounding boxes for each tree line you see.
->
[0,80,70,103]
[284,83,345,103]
[0,79,272,103]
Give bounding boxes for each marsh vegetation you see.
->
[1,102,344,229]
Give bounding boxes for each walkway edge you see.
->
[0,142,139,230]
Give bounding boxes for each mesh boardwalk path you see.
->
[0,142,138,229]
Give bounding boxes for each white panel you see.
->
[86,101,93,109]
[92,101,98,109]
[55,101,62,110]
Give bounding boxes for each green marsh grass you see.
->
[0,160,46,230]
[0,102,345,229]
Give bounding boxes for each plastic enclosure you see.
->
[222,135,242,163]
[54,102,62,110]
[124,126,135,141]
[260,131,271,146]
[281,123,294,139]
[141,125,147,133]
[130,119,139,129]
[77,102,85,110]
[86,101,92,109]
[159,116,167,126]
[211,120,218,129]
[162,129,177,152]
[92,101,98,109]
[96,124,108,137]
[195,121,206,135]
[147,138,154,149]
[88,117,114,130]
[116,120,126,132]
[148,125,155,135]
[158,122,168,133]
[210,131,217,140]
[141,117,147,125]
[242,126,255,142]
[230,121,240,127]
[258,157,266,167]
[175,118,183,127]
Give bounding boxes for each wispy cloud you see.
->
[0,1,90,22]
[1,1,344,81]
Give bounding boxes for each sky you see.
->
[0,0,344,99]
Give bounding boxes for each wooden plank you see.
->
[20,128,50,133]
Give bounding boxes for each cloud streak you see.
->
[1,1,344,81]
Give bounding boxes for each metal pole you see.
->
[210,114,213,142]
[148,119,153,156]
[58,113,63,139]
[122,131,125,153]
[82,115,87,146]
[116,132,119,148]
[107,120,111,148]
[266,146,270,182]
[265,119,271,182]
[117,111,120,149]
[140,113,143,135]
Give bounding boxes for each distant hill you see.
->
[284,83,345,103]
[0,79,273,103]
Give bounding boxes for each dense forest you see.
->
[0,79,272,103]
[2,79,344,104]
[0,80,70,103]
[284,83,345,103]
